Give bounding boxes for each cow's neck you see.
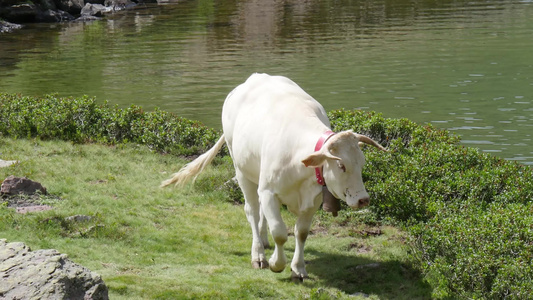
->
[313,130,335,186]
[313,130,341,217]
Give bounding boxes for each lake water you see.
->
[1,0,532,164]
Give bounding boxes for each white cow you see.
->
[161,73,386,280]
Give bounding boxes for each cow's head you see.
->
[302,131,386,209]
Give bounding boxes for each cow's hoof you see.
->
[291,270,309,282]
[252,260,269,269]
[269,259,286,273]
[270,266,285,273]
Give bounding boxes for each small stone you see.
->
[351,292,370,298]
[355,263,381,269]
[65,215,92,222]
[0,160,18,168]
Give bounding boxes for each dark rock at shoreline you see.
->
[37,8,75,22]
[0,0,157,29]
[57,0,85,15]
[0,239,109,299]
[0,2,39,23]
[0,19,22,32]
[0,0,75,24]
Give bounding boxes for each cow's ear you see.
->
[302,151,340,168]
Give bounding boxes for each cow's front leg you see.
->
[292,197,322,280]
[259,190,287,273]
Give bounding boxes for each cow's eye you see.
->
[338,163,346,173]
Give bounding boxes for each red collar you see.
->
[314,130,336,186]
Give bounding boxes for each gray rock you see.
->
[0,160,18,168]
[0,239,108,299]
[80,3,112,17]
[1,175,47,196]
[104,0,136,11]
[79,0,136,17]
[0,20,23,33]
[66,214,93,222]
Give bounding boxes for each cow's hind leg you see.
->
[259,206,270,249]
[259,189,288,273]
[237,172,269,269]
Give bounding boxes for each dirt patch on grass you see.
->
[356,227,383,237]
[348,242,373,254]
[1,194,60,214]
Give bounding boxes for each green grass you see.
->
[0,138,431,299]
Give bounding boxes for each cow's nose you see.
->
[358,196,370,208]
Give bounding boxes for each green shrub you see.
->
[0,93,219,156]
[129,108,220,156]
[411,202,533,299]
[3,94,533,298]
[329,109,533,298]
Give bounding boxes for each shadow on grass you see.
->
[288,249,432,299]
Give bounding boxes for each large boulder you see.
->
[0,2,40,22]
[40,0,58,11]
[0,239,109,299]
[55,0,84,15]
[1,175,47,196]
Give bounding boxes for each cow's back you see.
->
[222,73,330,184]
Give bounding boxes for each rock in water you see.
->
[0,239,109,299]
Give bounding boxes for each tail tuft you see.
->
[160,135,226,188]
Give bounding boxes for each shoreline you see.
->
[0,0,157,33]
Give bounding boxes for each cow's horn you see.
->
[356,134,387,152]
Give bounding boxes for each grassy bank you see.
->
[0,138,428,299]
[2,94,533,298]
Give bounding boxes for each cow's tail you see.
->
[160,135,226,188]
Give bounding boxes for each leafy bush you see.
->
[411,202,533,299]
[3,94,532,298]
[329,109,533,299]
[0,93,219,156]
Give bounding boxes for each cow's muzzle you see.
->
[356,196,370,208]
[347,191,370,209]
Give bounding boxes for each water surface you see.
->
[1,0,532,164]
